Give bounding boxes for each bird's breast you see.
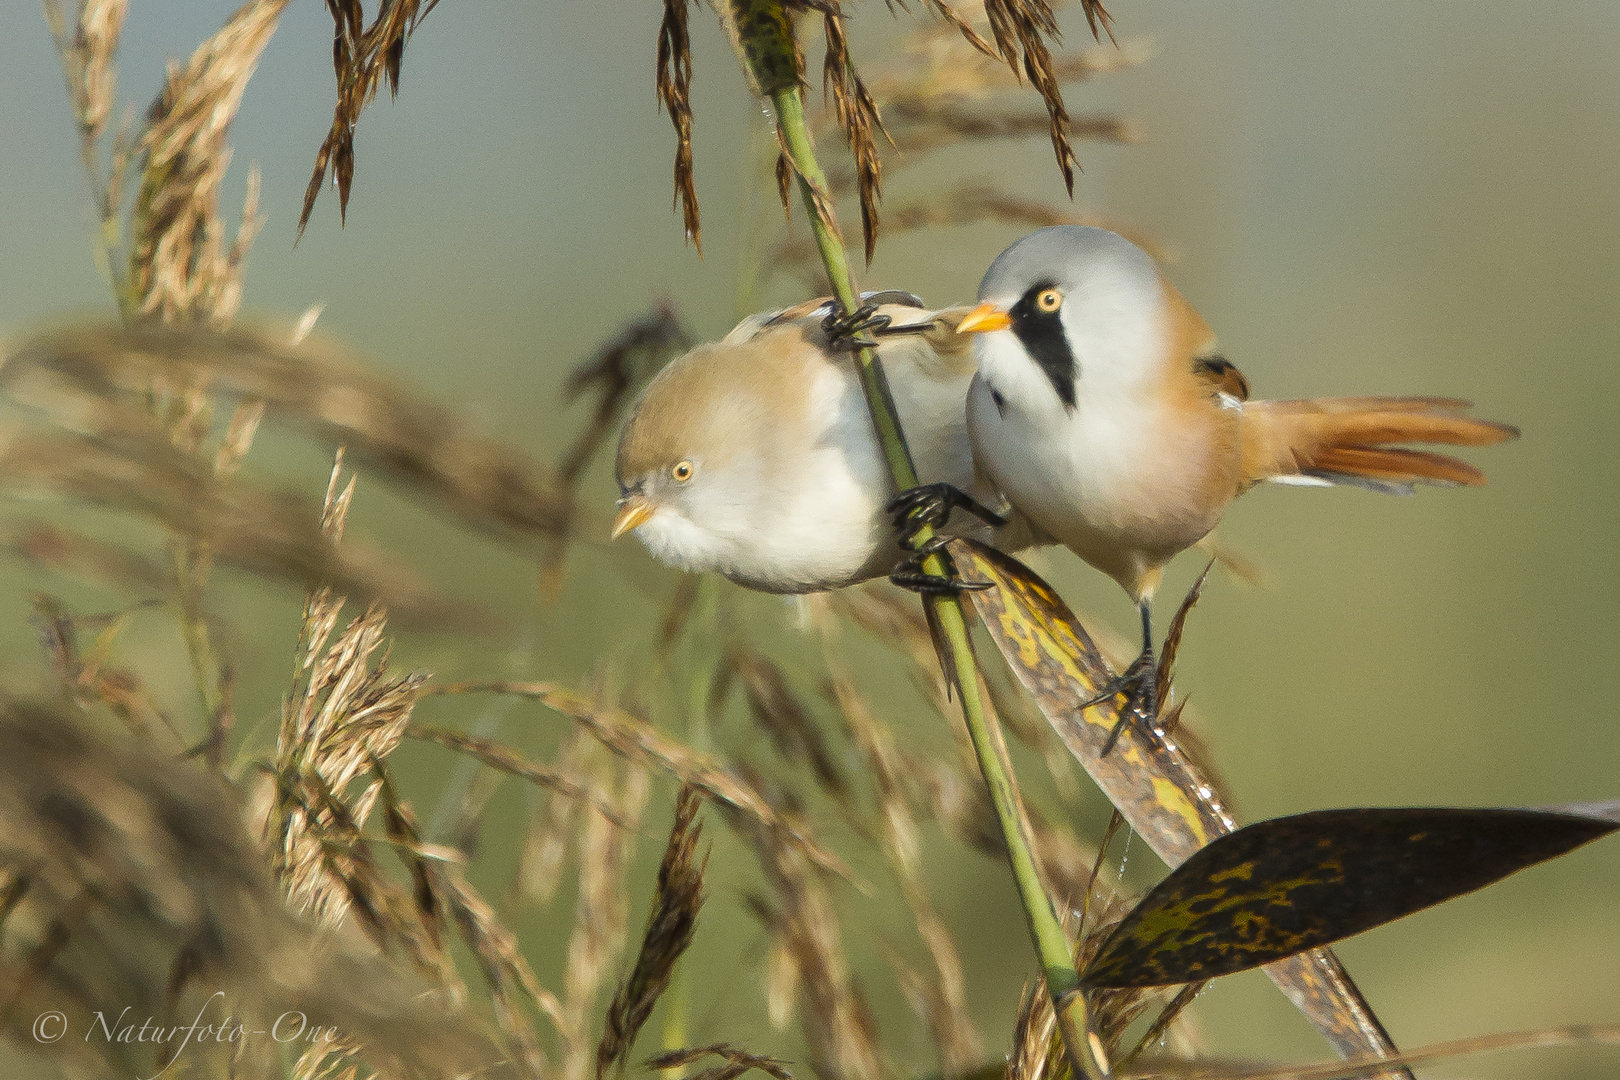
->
[969,373,1239,580]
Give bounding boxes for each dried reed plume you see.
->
[717,644,850,799]
[981,0,1113,195]
[826,670,984,1074]
[760,1,1150,287]
[659,0,1126,264]
[267,456,584,1077]
[3,318,578,545]
[0,419,486,628]
[425,680,850,878]
[658,0,701,248]
[644,1044,795,1080]
[730,746,880,1080]
[597,784,709,1080]
[300,0,444,237]
[0,697,513,1080]
[558,752,650,1080]
[45,0,133,273]
[128,0,285,323]
[818,5,890,261]
[543,305,694,596]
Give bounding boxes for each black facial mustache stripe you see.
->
[1009,288,1078,409]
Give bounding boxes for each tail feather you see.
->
[1242,396,1517,494]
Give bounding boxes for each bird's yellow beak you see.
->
[956,302,1012,334]
[611,494,656,540]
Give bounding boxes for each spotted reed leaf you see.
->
[1082,807,1618,990]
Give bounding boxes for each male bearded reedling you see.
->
[612,295,1031,593]
[939,225,1519,728]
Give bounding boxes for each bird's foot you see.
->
[822,297,934,352]
[822,302,892,352]
[888,547,994,597]
[1078,648,1160,756]
[887,483,1009,551]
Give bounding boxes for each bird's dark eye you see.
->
[1035,288,1062,313]
[671,460,694,482]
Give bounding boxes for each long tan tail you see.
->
[1240,396,1519,493]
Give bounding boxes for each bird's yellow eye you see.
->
[1036,288,1063,313]
[671,460,694,482]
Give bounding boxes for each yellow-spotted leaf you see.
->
[1082,806,1618,990]
[948,538,1410,1073]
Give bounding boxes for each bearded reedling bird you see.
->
[612,293,1028,593]
[921,224,1518,731]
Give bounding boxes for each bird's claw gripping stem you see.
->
[886,485,1005,596]
[823,302,892,352]
[822,299,933,352]
[887,483,1009,551]
[888,556,995,597]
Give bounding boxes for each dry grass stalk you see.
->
[597,784,709,1080]
[644,1044,794,1080]
[819,6,889,261]
[409,724,631,826]
[45,0,134,275]
[271,453,435,942]
[300,0,443,237]
[715,645,849,799]
[657,0,701,249]
[826,671,984,1074]
[374,768,562,1077]
[979,0,1112,196]
[128,0,284,323]
[744,816,881,1080]
[559,750,651,1080]
[6,520,168,597]
[425,680,850,879]
[0,698,512,1080]
[512,727,590,907]
[269,460,569,1077]
[0,422,487,628]
[3,319,577,544]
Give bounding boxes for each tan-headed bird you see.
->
[613,294,1024,593]
[945,225,1518,725]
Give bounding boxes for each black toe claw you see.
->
[1080,650,1161,756]
[823,303,892,351]
[823,298,937,352]
[887,483,1009,550]
[889,552,994,597]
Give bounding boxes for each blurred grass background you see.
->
[0,2,1617,1078]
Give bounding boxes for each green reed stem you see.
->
[757,46,1103,1080]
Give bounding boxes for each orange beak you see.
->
[611,494,655,540]
[956,302,1012,334]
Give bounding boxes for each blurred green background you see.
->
[1,2,1617,1078]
